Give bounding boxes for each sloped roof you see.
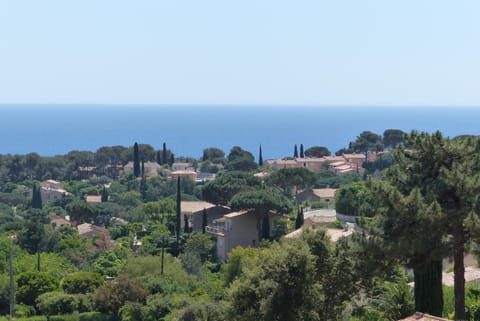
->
[181,201,216,214]
[86,195,102,203]
[311,188,337,198]
[398,313,450,321]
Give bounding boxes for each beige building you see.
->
[296,188,337,204]
[40,180,69,203]
[124,161,162,177]
[206,211,259,261]
[171,170,197,181]
[180,201,231,232]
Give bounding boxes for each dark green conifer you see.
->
[184,214,189,234]
[140,176,147,201]
[101,186,108,202]
[259,145,263,166]
[32,184,42,209]
[169,153,175,167]
[156,151,162,165]
[133,142,140,177]
[162,143,167,165]
[300,144,304,158]
[295,206,304,229]
[262,215,270,240]
[176,177,181,242]
[294,144,298,158]
[202,208,208,234]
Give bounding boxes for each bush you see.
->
[79,311,115,321]
[36,291,78,315]
[49,315,79,321]
[16,272,59,306]
[62,272,105,294]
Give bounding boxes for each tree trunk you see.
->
[453,233,465,320]
[414,259,443,316]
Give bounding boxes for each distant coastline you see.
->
[1,105,479,159]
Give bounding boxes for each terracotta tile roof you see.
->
[343,153,366,159]
[86,195,102,203]
[398,313,451,321]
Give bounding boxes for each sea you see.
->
[1,105,479,160]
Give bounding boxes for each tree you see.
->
[202,147,225,164]
[162,142,168,165]
[369,131,480,319]
[382,129,406,149]
[294,144,299,158]
[94,274,147,317]
[101,186,108,202]
[230,190,292,240]
[133,142,140,177]
[16,271,59,306]
[176,177,181,242]
[300,144,304,158]
[226,240,319,321]
[266,167,316,196]
[202,171,262,205]
[350,131,384,154]
[258,145,263,166]
[225,146,257,171]
[31,184,42,209]
[61,272,105,294]
[295,207,304,229]
[201,208,207,234]
[335,182,376,217]
[304,146,331,158]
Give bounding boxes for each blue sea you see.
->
[1,105,479,160]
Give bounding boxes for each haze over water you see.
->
[1,105,479,160]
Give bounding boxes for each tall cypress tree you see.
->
[294,144,298,158]
[184,214,189,234]
[295,206,304,229]
[32,184,42,209]
[101,186,108,202]
[162,143,167,165]
[300,144,304,158]
[169,153,175,167]
[258,145,263,166]
[176,176,181,242]
[133,142,140,177]
[202,208,208,234]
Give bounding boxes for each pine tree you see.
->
[133,142,140,177]
[162,143,167,165]
[369,132,480,319]
[258,145,263,166]
[176,177,181,242]
[202,208,208,234]
[295,207,304,229]
[294,144,298,158]
[101,186,108,202]
[300,144,304,158]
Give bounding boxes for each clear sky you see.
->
[1,0,479,106]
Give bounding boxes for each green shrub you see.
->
[49,315,79,321]
[79,311,114,321]
[62,272,105,294]
[36,291,78,315]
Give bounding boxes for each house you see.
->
[296,188,337,204]
[85,195,102,203]
[180,201,231,233]
[264,159,298,170]
[342,153,367,167]
[77,223,114,250]
[78,166,96,179]
[172,162,194,171]
[171,170,197,181]
[264,155,360,175]
[206,211,259,261]
[398,313,450,321]
[48,214,71,229]
[40,180,69,203]
[124,161,162,177]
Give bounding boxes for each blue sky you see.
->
[1,0,479,106]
